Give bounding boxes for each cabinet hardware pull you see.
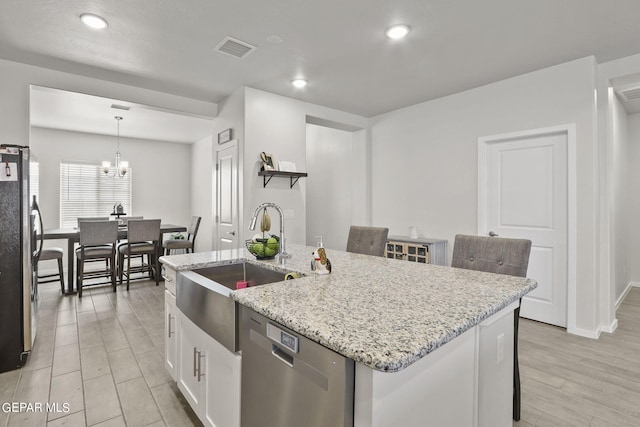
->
[488,231,499,237]
[167,313,173,338]
[197,351,205,382]
[193,347,197,378]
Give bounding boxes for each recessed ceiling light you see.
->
[292,79,307,88]
[385,24,410,39]
[80,13,108,30]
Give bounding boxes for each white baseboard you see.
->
[601,318,618,334]
[567,326,600,340]
[616,281,640,310]
[602,282,640,335]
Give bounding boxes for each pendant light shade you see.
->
[102,116,129,178]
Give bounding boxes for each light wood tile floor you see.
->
[514,287,640,427]
[0,280,201,427]
[3,282,639,426]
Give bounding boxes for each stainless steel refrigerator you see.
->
[0,145,39,373]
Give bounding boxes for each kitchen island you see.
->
[160,244,536,427]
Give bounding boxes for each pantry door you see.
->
[215,141,238,251]
[478,125,574,328]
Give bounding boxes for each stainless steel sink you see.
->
[177,262,297,353]
[192,262,289,290]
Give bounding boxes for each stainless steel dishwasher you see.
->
[239,306,354,427]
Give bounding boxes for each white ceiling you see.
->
[4,0,640,125]
[30,86,214,143]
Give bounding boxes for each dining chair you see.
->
[76,217,109,226]
[163,216,201,255]
[116,216,145,261]
[77,217,114,271]
[36,247,65,294]
[120,216,143,226]
[346,225,389,257]
[76,220,119,297]
[451,234,532,421]
[118,219,161,289]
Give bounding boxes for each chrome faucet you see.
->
[249,202,289,258]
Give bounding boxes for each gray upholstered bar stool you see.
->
[37,247,65,293]
[451,234,532,422]
[76,220,119,297]
[118,219,161,289]
[345,226,389,257]
[163,216,201,255]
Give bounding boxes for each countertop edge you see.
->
[230,281,536,372]
[159,247,537,373]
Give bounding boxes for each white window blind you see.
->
[59,162,132,228]
[29,161,39,207]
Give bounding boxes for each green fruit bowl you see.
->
[245,238,280,260]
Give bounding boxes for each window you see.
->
[29,160,39,207]
[59,162,132,228]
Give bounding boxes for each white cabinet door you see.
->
[203,335,241,427]
[176,309,242,427]
[164,290,178,381]
[177,312,205,417]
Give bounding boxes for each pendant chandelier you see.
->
[102,116,129,178]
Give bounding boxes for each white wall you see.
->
[626,113,640,285]
[242,87,368,246]
[0,58,216,149]
[31,126,192,269]
[0,57,216,269]
[31,127,191,227]
[305,124,353,251]
[370,57,599,334]
[191,135,214,252]
[210,87,245,250]
[597,52,640,326]
[610,96,631,302]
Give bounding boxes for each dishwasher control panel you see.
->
[267,323,299,353]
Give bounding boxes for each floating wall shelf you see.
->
[258,170,308,188]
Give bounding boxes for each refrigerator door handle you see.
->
[31,196,43,262]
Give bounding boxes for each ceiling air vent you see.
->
[618,86,640,101]
[111,104,131,111]
[214,36,256,59]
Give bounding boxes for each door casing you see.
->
[478,124,577,335]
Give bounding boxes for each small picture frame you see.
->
[278,161,297,172]
[218,128,232,144]
[260,152,277,171]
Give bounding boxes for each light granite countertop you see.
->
[160,244,537,373]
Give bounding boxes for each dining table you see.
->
[43,223,187,295]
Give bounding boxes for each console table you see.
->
[385,235,448,266]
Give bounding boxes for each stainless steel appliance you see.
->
[0,145,39,373]
[177,262,295,352]
[239,306,354,427]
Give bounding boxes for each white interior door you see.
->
[215,142,238,250]
[479,128,569,327]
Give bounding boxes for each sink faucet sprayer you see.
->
[249,202,289,259]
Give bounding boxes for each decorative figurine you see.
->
[312,247,332,275]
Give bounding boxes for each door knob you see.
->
[488,231,499,237]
